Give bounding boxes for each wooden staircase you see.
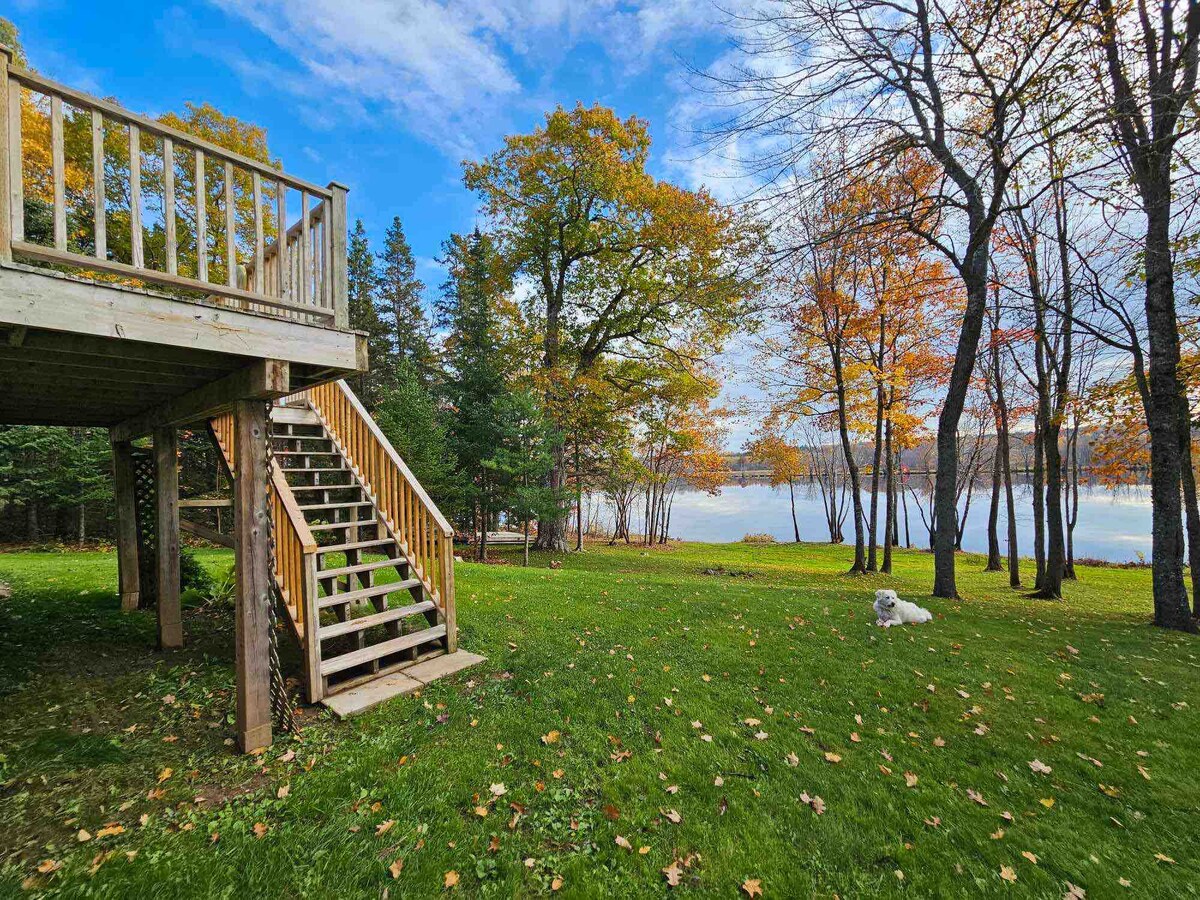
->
[209,380,460,706]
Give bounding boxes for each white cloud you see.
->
[206,0,723,159]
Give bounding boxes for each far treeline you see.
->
[3,2,1200,632]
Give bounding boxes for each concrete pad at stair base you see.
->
[322,672,422,718]
[321,651,487,718]
[405,650,487,685]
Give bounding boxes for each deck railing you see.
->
[0,48,348,328]
[296,380,457,652]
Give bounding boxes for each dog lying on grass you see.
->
[873,589,933,627]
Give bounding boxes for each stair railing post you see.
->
[303,550,323,703]
[327,181,349,330]
[441,532,456,653]
[0,44,13,264]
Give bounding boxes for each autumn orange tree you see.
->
[464,104,758,551]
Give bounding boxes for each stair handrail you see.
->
[295,380,456,652]
[209,412,321,661]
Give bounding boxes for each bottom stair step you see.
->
[321,624,447,676]
[321,649,488,717]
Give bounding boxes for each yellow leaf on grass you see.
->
[444,870,460,888]
[999,865,1017,883]
[541,731,561,745]
[388,858,404,878]
[742,877,764,897]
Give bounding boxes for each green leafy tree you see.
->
[463,103,757,550]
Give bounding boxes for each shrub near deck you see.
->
[0,543,1197,898]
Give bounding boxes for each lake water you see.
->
[618,480,1153,563]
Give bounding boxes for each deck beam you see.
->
[111,359,290,442]
[0,262,365,371]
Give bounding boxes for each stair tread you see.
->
[275,450,339,456]
[289,484,360,492]
[321,625,447,676]
[319,600,436,640]
[317,538,395,554]
[320,557,409,579]
[299,500,374,511]
[282,466,346,473]
[309,519,379,532]
[318,577,421,608]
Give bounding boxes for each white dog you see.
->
[873,589,932,627]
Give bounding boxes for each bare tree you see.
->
[1092,0,1200,629]
[707,0,1089,597]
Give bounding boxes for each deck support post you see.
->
[234,399,272,753]
[111,437,140,612]
[153,425,182,648]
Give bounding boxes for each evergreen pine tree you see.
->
[346,220,391,406]
[439,229,559,559]
[378,216,436,381]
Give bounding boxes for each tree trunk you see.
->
[1032,422,1046,589]
[1144,187,1193,629]
[789,479,800,542]
[867,321,886,571]
[933,258,990,598]
[882,412,895,574]
[1039,417,1066,599]
[1178,404,1200,612]
[833,351,867,574]
[993,317,1020,587]
[985,440,1003,571]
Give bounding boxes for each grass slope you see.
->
[0,542,1197,898]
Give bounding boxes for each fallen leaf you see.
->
[157,768,173,784]
[1028,759,1052,774]
[1000,865,1017,883]
[904,771,918,788]
[444,870,460,888]
[968,789,988,806]
[77,830,93,843]
[1154,853,1175,864]
[551,876,563,891]
[490,783,507,797]
[743,877,763,897]
[663,861,683,887]
[253,822,268,839]
[1021,851,1039,865]
[615,835,633,851]
[541,731,560,745]
[276,784,290,800]
[663,808,682,824]
[376,820,395,836]
[389,858,404,878]
[824,752,842,764]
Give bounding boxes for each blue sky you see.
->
[6,0,736,295]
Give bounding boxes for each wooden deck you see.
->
[0,46,384,754]
[0,48,365,430]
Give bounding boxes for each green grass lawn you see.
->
[0,541,1196,898]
